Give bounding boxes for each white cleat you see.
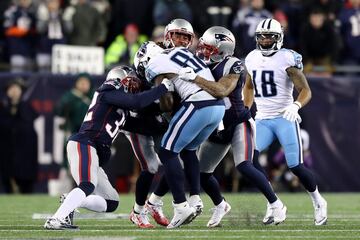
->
[263,200,287,225]
[314,198,327,226]
[262,202,274,225]
[167,201,197,229]
[188,195,204,216]
[272,203,287,225]
[207,200,231,228]
[44,217,78,230]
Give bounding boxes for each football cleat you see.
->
[207,200,231,228]
[59,193,77,225]
[314,198,327,226]
[44,217,78,230]
[130,209,155,228]
[188,195,204,216]
[167,201,197,229]
[263,201,287,225]
[272,203,287,225]
[145,200,170,226]
[262,202,274,225]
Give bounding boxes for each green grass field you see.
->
[0,193,359,239]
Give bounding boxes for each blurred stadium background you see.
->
[0,0,359,195]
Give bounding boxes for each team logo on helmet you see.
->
[215,34,234,43]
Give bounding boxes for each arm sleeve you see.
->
[101,85,167,110]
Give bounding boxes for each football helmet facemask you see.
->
[255,18,284,56]
[105,65,142,93]
[196,26,235,64]
[164,18,194,49]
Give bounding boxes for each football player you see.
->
[243,18,327,226]
[178,26,286,227]
[127,19,204,229]
[44,66,174,230]
[141,38,225,228]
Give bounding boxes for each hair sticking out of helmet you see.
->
[196,26,235,64]
[134,41,164,79]
[164,18,194,49]
[105,65,142,93]
[255,18,284,56]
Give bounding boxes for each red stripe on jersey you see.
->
[130,133,148,170]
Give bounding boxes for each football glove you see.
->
[161,78,175,92]
[283,101,302,122]
[178,67,197,81]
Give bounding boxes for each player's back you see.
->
[146,47,217,102]
[70,88,127,147]
[210,56,250,126]
[245,48,303,119]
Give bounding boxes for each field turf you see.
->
[0,193,359,239]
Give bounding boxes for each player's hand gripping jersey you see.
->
[145,47,217,102]
[245,48,303,120]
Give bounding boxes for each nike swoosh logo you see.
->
[172,219,181,227]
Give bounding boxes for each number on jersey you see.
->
[252,70,277,97]
[170,49,207,73]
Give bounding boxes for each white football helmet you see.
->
[133,41,164,78]
[105,65,142,93]
[255,18,284,56]
[164,18,194,49]
[196,26,235,64]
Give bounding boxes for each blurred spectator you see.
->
[303,0,343,23]
[0,0,12,67]
[151,25,166,43]
[231,0,272,58]
[55,73,94,136]
[62,0,106,46]
[273,9,296,49]
[153,0,193,26]
[105,23,147,69]
[3,0,37,72]
[36,0,67,72]
[0,78,39,193]
[338,0,360,65]
[299,8,339,75]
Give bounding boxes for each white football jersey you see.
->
[245,48,303,119]
[145,47,216,102]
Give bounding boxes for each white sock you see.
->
[80,195,107,212]
[148,193,163,205]
[54,188,86,219]
[308,186,323,205]
[134,203,144,213]
[216,199,225,207]
[270,199,283,208]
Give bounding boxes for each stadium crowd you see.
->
[0,0,359,74]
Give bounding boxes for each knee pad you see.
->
[78,182,95,196]
[105,199,119,212]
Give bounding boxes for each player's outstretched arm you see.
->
[102,82,171,110]
[286,67,312,108]
[243,73,254,108]
[194,74,239,98]
[178,66,238,98]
